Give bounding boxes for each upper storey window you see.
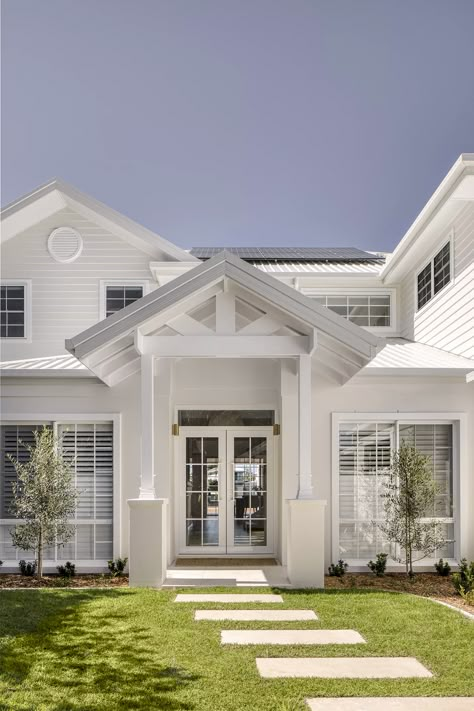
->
[106,286,143,318]
[100,281,149,320]
[311,294,391,328]
[0,283,30,339]
[417,241,451,311]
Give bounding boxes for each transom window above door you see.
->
[100,281,149,319]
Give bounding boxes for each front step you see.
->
[174,557,278,567]
[256,657,433,678]
[222,629,365,645]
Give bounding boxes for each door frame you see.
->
[176,426,276,556]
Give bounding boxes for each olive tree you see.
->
[379,442,449,577]
[9,427,79,578]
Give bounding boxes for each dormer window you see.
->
[0,282,31,340]
[100,281,149,320]
[417,241,452,311]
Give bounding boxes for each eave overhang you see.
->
[66,251,384,386]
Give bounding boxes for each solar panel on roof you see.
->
[189,247,383,262]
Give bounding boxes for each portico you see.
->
[65,251,382,587]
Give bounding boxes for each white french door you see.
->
[178,427,274,555]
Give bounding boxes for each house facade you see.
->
[1,154,473,585]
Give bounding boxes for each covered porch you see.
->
[66,252,382,587]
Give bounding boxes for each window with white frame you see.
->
[1,284,27,338]
[311,294,391,327]
[416,241,451,310]
[338,421,454,561]
[105,285,144,318]
[0,422,113,562]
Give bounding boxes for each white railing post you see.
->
[297,353,313,499]
[140,353,155,499]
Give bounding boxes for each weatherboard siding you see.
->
[400,202,474,358]
[0,207,155,360]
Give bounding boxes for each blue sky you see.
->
[2,0,473,251]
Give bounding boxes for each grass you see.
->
[0,587,472,710]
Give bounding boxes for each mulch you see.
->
[0,574,129,589]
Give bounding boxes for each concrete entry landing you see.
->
[164,565,290,588]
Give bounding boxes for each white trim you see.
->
[331,411,467,565]
[414,230,454,314]
[0,279,32,343]
[0,413,121,562]
[99,279,151,321]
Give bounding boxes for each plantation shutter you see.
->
[0,425,47,518]
[58,423,113,561]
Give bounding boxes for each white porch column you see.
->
[286,499,327,588]
[286,354,326,588]
[139,353,155,498]
[297,354,313,498]
[128,353,168,587]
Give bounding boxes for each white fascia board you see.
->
[359,367,474,377]
[381,154,474,282]
[0,369,97,379]
[149,261,199,285]
[1,179,198,263]
[467,371,474,383]
[66,251,383,364]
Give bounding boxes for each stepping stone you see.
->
[222,630,364,645]
[256,657,433,679]
[306,700,474,711]
[174,593,283,603]
[195,609,317,621]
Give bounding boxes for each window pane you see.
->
[417,263,432,309]
[311,294,391,327]
[178,410,274,426]
[433,243,450,295]
[105,285,143,317]
[1,285,25,338]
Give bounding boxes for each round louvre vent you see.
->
[48,227,83,263]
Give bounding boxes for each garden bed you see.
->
[325,572,474,613]
[0,573,129,589]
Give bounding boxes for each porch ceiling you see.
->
[66,251,384,386]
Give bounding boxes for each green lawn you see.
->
[0,587,472,710]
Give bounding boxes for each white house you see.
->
[1,154,473,586]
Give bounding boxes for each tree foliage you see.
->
[379,442,449,577]
[9,427,79,578]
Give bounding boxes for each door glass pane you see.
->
[185,437,219,547]
[232,436,267,547]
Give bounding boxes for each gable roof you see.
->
[66,251,384,385]
[0,179,198,262]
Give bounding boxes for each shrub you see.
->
[108,557,128,577]
[452,558,474,595]
[328,559,348,577]
[19,560,37,576]
[367,552,388,577]
[57,561,76,578]
[434,558,451,577]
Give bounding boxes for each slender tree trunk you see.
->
[37,526,43,579]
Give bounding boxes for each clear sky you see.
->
[2,0,473,251]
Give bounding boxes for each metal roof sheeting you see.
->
[0,354,89,375]
[253,261,383,274]
[364,339,474,372]
[190,247,385,262]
